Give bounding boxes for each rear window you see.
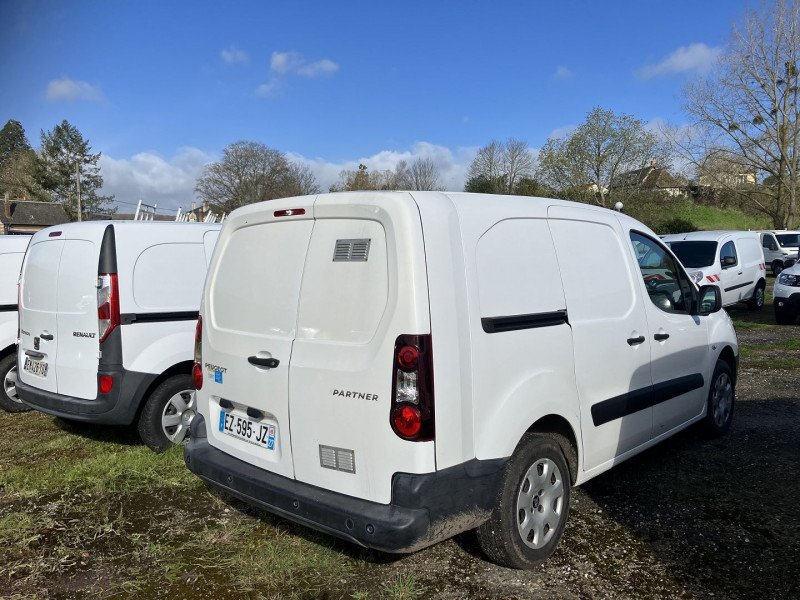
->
[668,241,718,268]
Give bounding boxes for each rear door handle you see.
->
[40,333,54,341]
[627,336,646,346]
[248,356,280,369]
[654,333,670,341]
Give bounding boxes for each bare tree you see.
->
[195,141,319,213]
[537,107,669,206]
[407,157,443,191]
[679,0,800,228]
[465,138,535,194]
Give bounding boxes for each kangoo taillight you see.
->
[97,274,120,343]
[192,316,203,390]
[390,334,434,441]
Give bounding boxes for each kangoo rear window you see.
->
[668,241,718,268]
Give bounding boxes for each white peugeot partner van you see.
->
[759,230,800,276]
[185,192,738,569]
[662,230,766,310]
[16,221,220,451]
[0,235,30,412]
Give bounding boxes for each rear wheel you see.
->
[0,353,30,413]
[747,281,765,311]
[705,360,735,437]
[772,261,785,277]
[476,433,571,569]
[138,374,196,452]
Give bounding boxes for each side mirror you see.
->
[769,243,778,251]
[695,284,722,315]
[722,256,737,267]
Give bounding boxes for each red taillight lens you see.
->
[192,363,203,390]
[390,334,434,441]
[392,404,422,438]
[99,375,114,394]
[397,346,419,370]
[194,316,202,363]
[97,274,120,343]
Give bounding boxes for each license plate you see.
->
[23,357,48,377]
[218,410,276,450]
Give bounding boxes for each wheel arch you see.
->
[132,360,193,420]
[717,345,738,385]
[526,414,580,486]
[0,343,15,360]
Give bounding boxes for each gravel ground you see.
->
[364,318,800,600]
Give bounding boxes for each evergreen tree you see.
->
[39,120,114,219]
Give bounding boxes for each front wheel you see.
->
[747,281,765,311]
[772,261,785,277]
[476,434,571,569]
[0,354,31,413]
[704,360,735,437]
[138,374,196,452]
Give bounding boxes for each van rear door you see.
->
[203,203,315,479]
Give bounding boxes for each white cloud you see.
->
[288,142,478,192]
[99,147,214,213]
[46,77,105,103]
[259,51,339,94]
[554,65,573,80]
[297,59,339,77]
[547,124,577,140]
[637,43,722,79]
[221,45,249,65]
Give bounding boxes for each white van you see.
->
[773,261,800,324]
[16,221,220,451]
[758,230,799,275]
[184,191,738,569]
[0,235,31,413]
[661,231,766,310]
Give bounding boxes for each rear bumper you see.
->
[16,367,157,425]
[184,414,507,554]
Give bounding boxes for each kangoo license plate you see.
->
[23,357,48,377]
[219,410,276,450]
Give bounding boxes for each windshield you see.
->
[667,241,718,268]
[776,233,800,248]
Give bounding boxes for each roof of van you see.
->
[661,230,759,242]
[35,221,221,235]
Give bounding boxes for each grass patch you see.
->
[747,357,800,370]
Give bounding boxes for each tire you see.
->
[0,353,31,413]
[704,360,735,437]
[772,261,784,277]
[476,433,571,569]
[775,304,797,325]
[138,374,196,453]
[747,281,765,311]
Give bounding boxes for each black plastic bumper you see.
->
[774,291,800,310]
[184,414,507,553]
[16,367,157,425]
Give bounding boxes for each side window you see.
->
[720,241,738,268]
[630,231,692,314]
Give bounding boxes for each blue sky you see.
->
[1,0,752,215]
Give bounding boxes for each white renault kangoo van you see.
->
[17,221,220,451]
[0,235,30,412]
[662,230,766,310]
[185,192,738,569]
[758,230,800,276]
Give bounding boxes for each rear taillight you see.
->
[390,334,434,441]
[99,375,114,394]
[192,317,203,390]
[97,274,120,343]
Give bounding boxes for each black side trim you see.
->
[724,281,754,292]
[591,373,705,427]
[482,310,568,334]
[121,311,199,325]
[98,224,117,274]
[0,304,17,312]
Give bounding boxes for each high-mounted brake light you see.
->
[97,274,120,343]
[192,317,203,390]
[390,334,434,441]
[274,209,306,218]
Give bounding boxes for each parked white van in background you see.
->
[16,221,220,451]
[662,231,766,310]
[758,230,800,276]
[773,261,800,324]
[185,191,738,569]
[0,235,30,413]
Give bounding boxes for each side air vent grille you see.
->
[333,239,371,262]
[319,445,356,474]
